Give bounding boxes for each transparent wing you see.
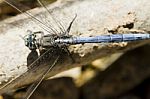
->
[3,0,59,35]
[0,47,61,95]
[24,56,59,99]
[0,1,69,97]
[37,0,78,36]
[0,0,61,89]
[37,0,66,35]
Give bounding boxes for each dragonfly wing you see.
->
[37,0,66,34]
[0,47,61,94]
[23,55,60,99]
[4,0,58,35]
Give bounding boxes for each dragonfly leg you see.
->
[27,50,39,68]
[63,45,75,63]
[63,14,77,37]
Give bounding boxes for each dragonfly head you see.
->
[23,30,37,50]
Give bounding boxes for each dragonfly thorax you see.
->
[38,34,57,48]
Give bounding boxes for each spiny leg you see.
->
[66,14,77,35]
[27,50,39,67]
[63,45,75,63]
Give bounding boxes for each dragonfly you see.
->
[1,0,150,99]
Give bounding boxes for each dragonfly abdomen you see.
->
[55,33,150,44]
